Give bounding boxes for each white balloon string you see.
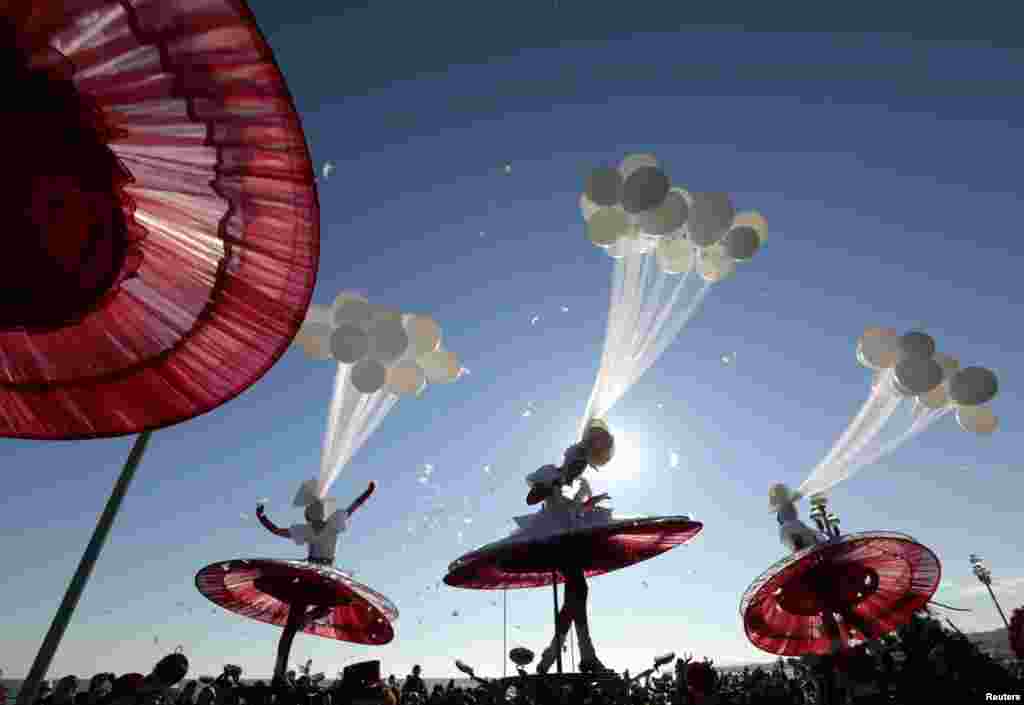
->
[630,264,692,373]
[348,391,400,465]
[816,387,903,493]
[319,363,356,483]
[585,254,627,422]
[842,404,952,477]
[798,369,956,498]
[318,389,371,497]
[580,241,717,435]
[797,370,896,498]
[627,249,656,351]
[632,263,669,361]
[630,276,709,389]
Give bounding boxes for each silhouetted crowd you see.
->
[14,613,1024,705]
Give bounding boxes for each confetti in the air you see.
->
[239,513,249,521]
[721,352,735,366]
[322,161,335,180]
[530,315,540,326]
[504,163,512,174]
[560,306,569,313]
[669,452,680,469]
[657,402,664,410]
[483,465,491,474]
[522,408,533,418]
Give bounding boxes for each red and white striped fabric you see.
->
[196,559,398,645]
[741,531,941,656]
[1,0,318,438]
[444,515,702,590]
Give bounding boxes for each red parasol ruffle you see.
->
[740,531,941,656]
[196,559,397,645]
[444,516,702,590]
[1,0,318,439]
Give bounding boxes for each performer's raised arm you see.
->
[345,481,376,517]
[256,504,290,538]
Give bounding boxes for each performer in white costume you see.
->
[522,422,616,675]
[768,483,829,554]
[255,479,376,680]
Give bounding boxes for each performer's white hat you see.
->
[769,483,801,512]
[293,478,337,517]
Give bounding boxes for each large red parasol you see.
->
[7,3,318,701]
[741,531,941,656]
[444,516,702,590]
[2,0,318,439]
[196,559,398,645]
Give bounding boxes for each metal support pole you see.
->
[552,571,563,674]
[503,588,508,679]
[985,583,1012,630]
[17,431,153,705]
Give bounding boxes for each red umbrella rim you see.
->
[195,558,397,645]
[444,516,702,590]
[1,0,319,439]
[740,531,941,656]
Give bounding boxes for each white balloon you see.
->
[330,324,369,364]
[404,315,442,357]
[386,361,427,396]
[933,352,961,376]
[621,167,671,214]
[584,167,624,207]
[366,316,410,365]
[697,244,736,283]
[579,192,601,222]
[856,328,901,370]
[333,298,374,327]
[634,188,690,236]
[303,304,333,327]
[731,211,768,245]
[656,237,693,274]
[350,358,387,394]
[956,405,998,435]
[688,192,736,247]
[419,349,460,384]
[919,382,950,409]
[295,322,333,360]
[586,207,631,248]
[618,153,659,180]
[331,290,367,310]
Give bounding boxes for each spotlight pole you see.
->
[970,555,1011,631]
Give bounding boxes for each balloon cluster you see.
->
[294,291,461,396]
[579,153,767,282]
[856,328,1000,434]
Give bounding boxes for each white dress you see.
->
[507,464,618,543]
[289,510,348,563]
[776,504,828,553]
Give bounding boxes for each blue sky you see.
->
[3,1,1022,681]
